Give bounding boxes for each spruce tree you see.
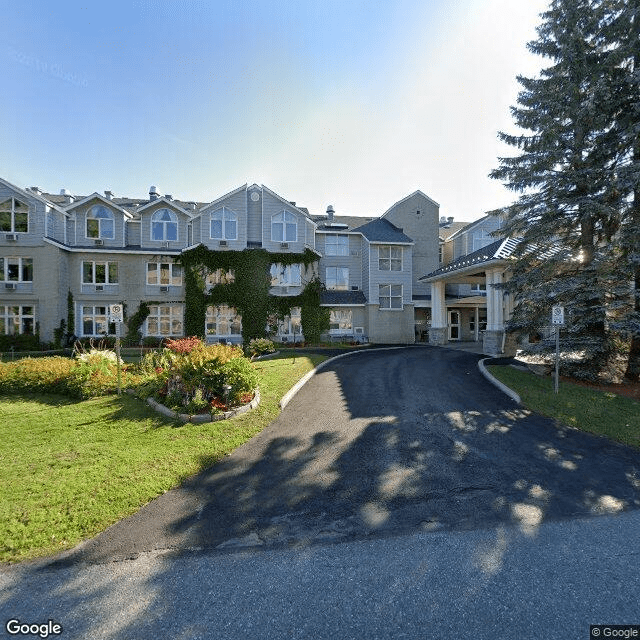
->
[490,0,622,378]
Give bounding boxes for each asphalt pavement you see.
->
[2,346,640,639]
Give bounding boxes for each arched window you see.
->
[210,207,237,240]
[86,205,114,239]
[151,208,178,241]
[271,210,297,242]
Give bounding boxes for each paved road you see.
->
[2,346,640,639]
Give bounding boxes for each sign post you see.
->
[109,304,124,395]
[551,306,565,394]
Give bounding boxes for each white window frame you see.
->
[205,268,235,290]
[379,284,403,310]
[271,211,297,242]
[1,257,33,283]
[270,263,301,287]
[86,205,115,240]
[472,229,493,252]
[325,234,349,256]
[277,307,302,337]
[81,304,114,337]
[325,266,349,290]
[0,197,29,233]
[206,305,242,337]
[210,207,238,240]
[145,304,184,337]
[82,260,118,285]
[0,305,35,335]
[329,309,353,333]
[146,262,183,286]
[378,246,402,271]
[150,208,178,242]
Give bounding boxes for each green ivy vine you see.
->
[177,247,329,343]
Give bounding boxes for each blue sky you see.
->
[2,0,548,221]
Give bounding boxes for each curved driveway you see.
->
[51,346,640,567]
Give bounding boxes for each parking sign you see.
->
[551,306,565,325]
[109,304,124,323]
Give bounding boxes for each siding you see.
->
[139,203,189,251]
[197,188,248,251]
[316,232,362,291]
[368,244,413,305]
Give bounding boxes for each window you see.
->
[472,229,493,252]
[210,207,237,240]
[272,211,297,242]
[0,305,34,335]
[86,205,114,239]
[146,305,183,336]
[205,268,235,290]
[379,284,402,309]
[277,307,302,336]
[82,261,118,284]
[325,267,349,290]
[471,283,487,294]
[146,262,182,286]
[151,208,178,241]
[438,243,443,264]
[270,263,301,286]
[206,305,242,336]
[82,305,114,336]
[379,246,402,271]
[0,198,29,233]
[1,257,33,282]
[329,309,352,333]
[325,234,349,256]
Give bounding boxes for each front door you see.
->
[448,310,460,341]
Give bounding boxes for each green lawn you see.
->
[0,354,326,564]
[488,365,640,448]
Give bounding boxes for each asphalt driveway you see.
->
[49,346,640,567]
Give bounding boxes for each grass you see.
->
[0,353,326,564]
[488,365,640,448]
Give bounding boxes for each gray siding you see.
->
[261,191,308,254]
[247,187,262,244]
[316,232,362,291]
[368,244,413,305]
[139,202,190,251]
[197,187,248,251]
[73,200,127,248]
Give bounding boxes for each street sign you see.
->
[551,305,565,325]
[109,304,124,323]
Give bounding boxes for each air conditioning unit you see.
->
[219,240,227,247]
[163,241,170,249]
[160,286,169,292]
[350,250,359,256]
[95,285,104,291]
[280,242,289,249]
[351,285,359,291]
[5,233,17,241]
[355,327,364,335]
[5,282,17,290]
[94,239,104,246]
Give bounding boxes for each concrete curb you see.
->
[477,358,521,404]
[278,346,409,410]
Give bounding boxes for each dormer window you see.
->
[0,198,29,233]
[151,208,178,241]
[272,211,297,242]
[86,205,114,239]
[210,207,237,240]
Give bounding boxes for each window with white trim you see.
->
[146,304,184,336]
[81,305,114,336]
[206,305,242,337]
[205,268,235,290]
[379,284,402,309]
[86,205,114,239]
[0,305,35,335]
[472,229,493,252]
[378,246,402,271]
[270,263,301,286]
[151,208,178,241]
[210,207,237,240]
[471,283,487,294]
[271,211,297,242]
[146,262,182,286]
[0,198,29,233]
[329,309,352,332]
[277,307,301,336]
[325,267,349,290]
[1,257,33,282]
[82,261,118,284]
[325,234,349,256]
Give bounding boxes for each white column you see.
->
[486,269,504,331]
[431,280,446,328]
[474,306,479,341]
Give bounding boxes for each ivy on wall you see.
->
[177,247,329,343]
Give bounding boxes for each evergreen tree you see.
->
[490,0,624,378]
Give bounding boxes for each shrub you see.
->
[218,357,258,404]
[0,357,76,395]
[246,338,276,358]
[165,336,203,354]
[0,334,43,352]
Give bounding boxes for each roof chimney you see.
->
[326,205,335,221]
[165,194,172,201]
[104,190,113,200]
[149,185,158,201]
[29,186,42,195]
[447,216,454,224]
[439,216,447,224]
[60,188,74,204]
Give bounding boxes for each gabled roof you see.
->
[381,190,440,216]
[446,214,497,241]
[351,218,413,244]
[135,196,192,217]
[63,192,133,218]
[261,184,315,222]
[439,221,470,241]
[421,238,519,281]
[320,290,367,306]
[0,177,69,216]
[312,215,374,232]
[196,184,248,214]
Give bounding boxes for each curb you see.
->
[278,346,409,410]
[477,358,521,404]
